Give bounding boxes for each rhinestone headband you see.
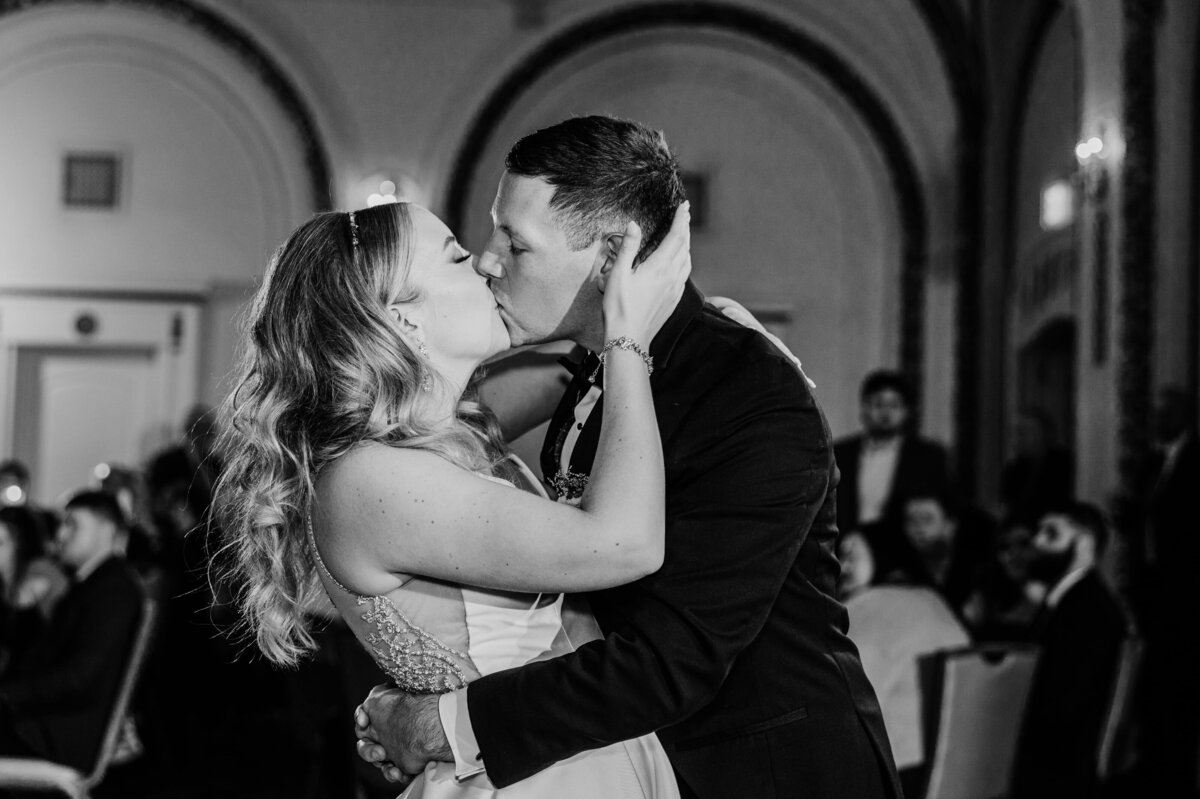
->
[347,211,360,248]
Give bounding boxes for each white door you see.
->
[0,295,200,505]
[13,346,159,505]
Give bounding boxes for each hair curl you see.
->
[213,202,511,666]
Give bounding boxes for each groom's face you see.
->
[476,173,603,347]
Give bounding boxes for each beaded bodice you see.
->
[307,462,593,695]
[307,514,479,694]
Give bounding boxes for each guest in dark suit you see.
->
[1141,386,1200,797]
[357,115,900,799]
[898,493,989,616]
[0,490,144,772]
[834,371,951,580]
[1010,502,1127,799]
[966,517,1042,642]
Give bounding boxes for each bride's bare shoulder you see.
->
[316,443,465,505]
[324,442,437,481]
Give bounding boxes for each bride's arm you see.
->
[314,205,691,596]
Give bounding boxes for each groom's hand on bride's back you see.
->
[354,683,452,784]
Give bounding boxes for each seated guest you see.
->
[0,506,52,673]
[0,490,145,772]
[146,404,220,535]
[1010,502,1128,799]
[963,517,1043,641]
[899,493,989,616]
[836,530,876,601]
[0,505,69,629]
[100,465,167,601]
[834,370,951,579]
[0,459,61,552]
[0,507,46,602]
[841,531,970,798]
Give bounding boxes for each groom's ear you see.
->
[595,231,624,293]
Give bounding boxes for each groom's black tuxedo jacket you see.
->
[469,283,900,798]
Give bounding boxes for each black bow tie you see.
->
[559,352,602,401]
[562,351,600,379]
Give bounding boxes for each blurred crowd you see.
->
[833,370,1199,799]
[0,375,1194,799]
[0,407,394,799]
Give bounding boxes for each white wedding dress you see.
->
[309,461,679,799]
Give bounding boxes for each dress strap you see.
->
[507,455,549,499]
[306,511,363,599]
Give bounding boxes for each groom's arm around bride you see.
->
[362,288,902,799]
[462,288,900,798]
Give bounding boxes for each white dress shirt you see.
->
[857,437,901,525]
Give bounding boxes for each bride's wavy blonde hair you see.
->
[213,202,512,666]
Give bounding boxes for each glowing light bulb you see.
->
[1087,136,1103,155]
[1040,180,1075,231]
[1075,141,1092,161]
[2,486,24,505]
[379,180,396,196]
[367,193,385,207]
[93,462,111,480]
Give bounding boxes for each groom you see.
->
[356,115,900,798]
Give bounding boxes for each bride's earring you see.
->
[417,339,432,392]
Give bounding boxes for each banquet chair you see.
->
[918,644,1040,799]
[0,598,157,799]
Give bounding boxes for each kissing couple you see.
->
[214,115,901,799]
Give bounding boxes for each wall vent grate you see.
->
[63,153,120,209]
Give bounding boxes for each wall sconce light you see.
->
[1075,136,1104,163]
[1040,178,1075,231]
[1073,128,1113,204]
[355,172,425,209]
[367,179,399,207]
[1073,127,1113,366]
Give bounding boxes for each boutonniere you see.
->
[549,467,589,506]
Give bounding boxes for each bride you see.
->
[213,199,690,797]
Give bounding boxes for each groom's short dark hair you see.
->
[505,115,686,261]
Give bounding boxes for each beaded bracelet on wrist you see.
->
[599,336,654,375]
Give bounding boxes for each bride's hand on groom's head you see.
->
[600,202,692,347]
